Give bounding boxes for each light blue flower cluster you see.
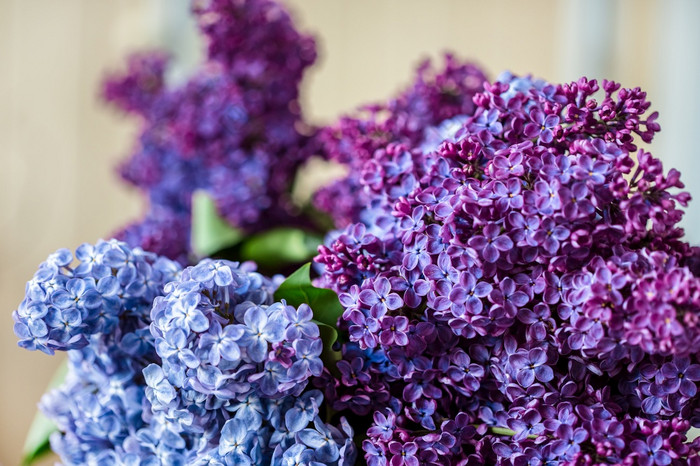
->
[13,239,181,355]
[15,248,356,465]
[149,259,323,404]
[138,259,357,463]
[172,390,356,465]
[12,240,183,464]
[39,365,151,465]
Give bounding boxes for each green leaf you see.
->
[314,320,342,378]
[274,263,343,328]
[191,190,244,257]
[23,359,68,465]
[240,227,322,268]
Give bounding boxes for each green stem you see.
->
[489,426,518,436]
[488,425,538,440]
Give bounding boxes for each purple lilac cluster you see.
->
[104,0,318,262]
[315,73,700,464]
[14,245,356,465]
[313,55,487,228]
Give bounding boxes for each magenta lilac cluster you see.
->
[14,243,356,465]
[315,73,700,464]
[103,0,318,262]
[313,55,487,228]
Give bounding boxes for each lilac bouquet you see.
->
[12,0,700,465]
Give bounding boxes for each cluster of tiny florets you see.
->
[13,239,180,355]
[104,0,318,262]
[140,259,355,464]
[314,72,700,464]
[14,240,181,463]
[14,244,356,465]
[313,54,488,228]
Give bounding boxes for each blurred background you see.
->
[1,0,699,463]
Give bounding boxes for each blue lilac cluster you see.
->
[13,239,181,355]
[13,240,182,463]
[142,259,356,463]
[313,55,487,228]
[14,245,355,465]
[104,0,318,262]
[149,259,320,400]
[315,73,700,464]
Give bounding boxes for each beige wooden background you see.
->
[1,1,698,464]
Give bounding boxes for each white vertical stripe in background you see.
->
[653,0,700,243]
